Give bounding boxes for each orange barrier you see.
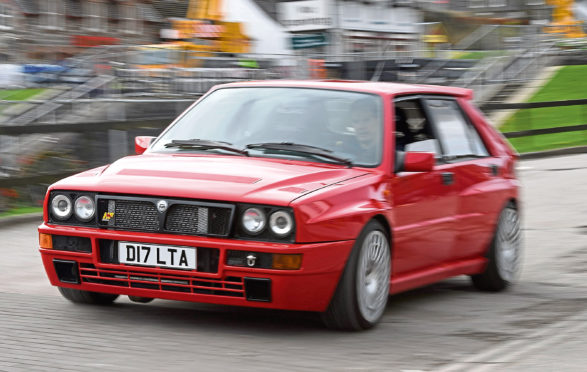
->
[308,59,326,79]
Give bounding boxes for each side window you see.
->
[394,98,441,157]
[424,98,489,160]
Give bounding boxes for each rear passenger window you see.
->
[425,99,489,160]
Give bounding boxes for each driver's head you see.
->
[351,98,379,148]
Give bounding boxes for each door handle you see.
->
[441,172,454,185]
[488,164,499,176]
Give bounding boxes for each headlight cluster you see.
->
[269,211,294,237]
[51,195,73,220]
[48,191,294,241]
[242,208,266,235]
[240,206,295,240]
[50,192,96,224]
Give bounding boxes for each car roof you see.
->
[216,80,473,99]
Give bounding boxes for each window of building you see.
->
[120,4,141,34]
[0,4,13,29]
[84,1,107,32]
[39,0,65,29]
[488,0,506,7]
[342,1,360,23]
[469,0,486,8]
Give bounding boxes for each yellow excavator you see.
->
[545,0,586,38]
[187,0,223,21]
[179,0,250,56]
[134,0,251,68]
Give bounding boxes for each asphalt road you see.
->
[1,154,586,371]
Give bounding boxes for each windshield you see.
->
[149,87,383,167]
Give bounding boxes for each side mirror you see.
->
[397,151,435,173]
[135,136,156,155]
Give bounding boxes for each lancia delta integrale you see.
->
[38,81,522,330]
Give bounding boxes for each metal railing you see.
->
[484,99,587,139]
[1,98,585,188]
[453,40,560,103]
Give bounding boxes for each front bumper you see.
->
[38,223,355,312]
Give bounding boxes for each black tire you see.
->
[471,204,522,292]
[321,220,391,331]
[58,287,119,305]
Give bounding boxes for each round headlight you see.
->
[51,194,72,220]
[74,195,95,222]
[269,210,294,237]
[242,208,266,235]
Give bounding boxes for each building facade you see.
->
[416,0,553,25]
[271,0,423,57]
[0,0,163,62]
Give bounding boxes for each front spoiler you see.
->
[39,223,355,312]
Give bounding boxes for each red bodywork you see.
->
[38,80,519,312]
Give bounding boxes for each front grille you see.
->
[97,195,234,237]
[165,205,208,234]
[79,263,244,298]
[114,200,160,231]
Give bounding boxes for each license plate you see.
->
[118,241,196,270]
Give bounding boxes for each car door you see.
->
[422,97,501,261]
[390,97,459,276]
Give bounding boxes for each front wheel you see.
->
[321,220,391,331]
[58,287,119,305]
[471,204,522,291]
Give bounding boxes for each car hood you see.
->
[52,154,370,205]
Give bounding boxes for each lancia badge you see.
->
[157,200,168,213]
[246,254,257,267]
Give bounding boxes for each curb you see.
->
[0,212,43,228]
[519,146,587,160]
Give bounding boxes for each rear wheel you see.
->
[321,220,391,331]
[471,204,522,291]
[58,287,119,305]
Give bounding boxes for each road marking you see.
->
[434,308,587,372]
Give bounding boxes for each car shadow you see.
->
[59,276,482,334]
[74,298,326,335]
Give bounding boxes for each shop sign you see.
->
[291,33,328,49]
[340,3,419,33]
[278,0,332,32]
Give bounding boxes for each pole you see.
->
[329,0,343,58]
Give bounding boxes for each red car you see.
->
[38,80,522,330]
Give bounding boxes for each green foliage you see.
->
[507,131,587,153]
[454,50,504,60]
[501,65,587,152]
[528,65,587,102]
[0,89,45,101]
[0,207,43,218]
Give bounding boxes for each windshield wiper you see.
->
[246,142,352,167]
[164,139,249,156]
